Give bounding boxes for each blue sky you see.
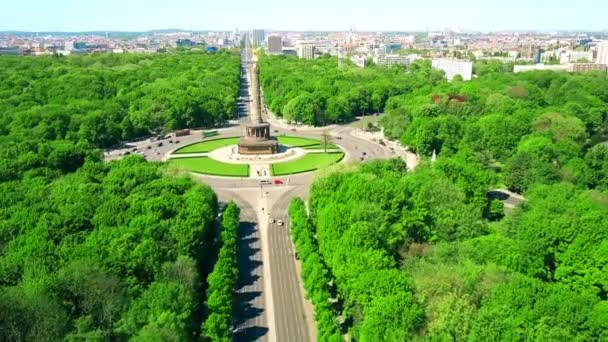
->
[2,0,607,32]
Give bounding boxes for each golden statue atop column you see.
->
[238,60,278,155]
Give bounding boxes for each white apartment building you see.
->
[513,64,570,73]
[514,63,607,73]
[373,54,416,67]
[297,43,315,59]
[559,50,593,64]
[597,41,608,65]
[350,55,366,67]
[431,58,473,81]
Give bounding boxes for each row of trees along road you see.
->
[289,198,342,341]
[0,51,243,340]
[203,202,240,341]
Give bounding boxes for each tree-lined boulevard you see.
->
[2,41,608,342]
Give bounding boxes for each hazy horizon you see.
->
[3,0,608,33]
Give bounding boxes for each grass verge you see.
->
[271,152,344,176]
[170,157,249,177]
[173,137,239,154]
[277,136,338,150]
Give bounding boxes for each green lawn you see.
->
[173,137,239,154]
[277,136,338,150]
[271,152,344,176]
[170,157,249,177]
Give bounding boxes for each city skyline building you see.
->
[373,54,416,67]
[252,29,265,48]
[597,41,608,65]
[297,42,315,59]
[431,58,473,81]
[267,35,282,54]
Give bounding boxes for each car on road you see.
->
[269,218,275,224]
[157,142,163,147]
[362,152,367,156]
[274,179,283,185]
[336,136,342,140]
[290,128,296,131]
[276,220,284,226]
[259,179,272,185]
[273,129,279,133]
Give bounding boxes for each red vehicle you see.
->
[274,179,283,185]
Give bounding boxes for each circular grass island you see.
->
[271,152,344,176]
[173,137,240,154]
[168,135,344,178]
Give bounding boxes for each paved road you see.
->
[105,46,416,342]
[268,186,313,342]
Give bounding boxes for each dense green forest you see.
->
[381,70,608,193]
[284,65,608,341]
[259,54,445,125]
[295,158,608,341]
[278,59,608,339]
[0,156,218,340]
[0,52,241,340]
[0,51,239,182]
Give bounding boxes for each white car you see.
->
[276,220,284,226]
[269,218,275,224]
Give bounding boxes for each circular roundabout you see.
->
[167,136,345,178]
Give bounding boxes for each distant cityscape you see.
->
[2,28,608,80]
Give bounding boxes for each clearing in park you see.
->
[170,157,249,177]
[173,137,240,154]
[271,152,344,176]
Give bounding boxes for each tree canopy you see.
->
[0,156,218,340]
[295,156,608,340]
[259,54,444,126]
[0,51,241,340]
[0,51,240,182]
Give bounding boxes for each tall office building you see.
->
[534,47,542,64]
[596,41,608,65]
[297,43,315,59]
[267,35,282,54]
[252,29,265,48]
